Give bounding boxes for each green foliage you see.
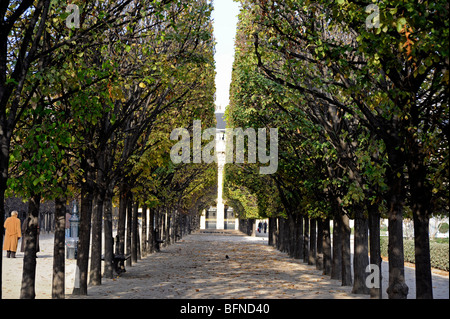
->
[4,0,217,218]
[439,223,449,234]
[380,237,449,271]
[226,0,448,232]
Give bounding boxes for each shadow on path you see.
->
[70,230,368,299]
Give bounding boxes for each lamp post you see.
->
[69,201,79,238]
[66,200,79,259]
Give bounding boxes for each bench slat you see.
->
[101,254,131,261]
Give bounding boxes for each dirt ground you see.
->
[2,230,448,299]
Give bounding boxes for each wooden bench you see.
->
[155,239,164,252]
[113,253,131,274]
[102,253,131,275]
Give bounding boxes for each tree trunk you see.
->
[174,211,178,242]
[20,193,41,299]
[283,217,289,253]
[52,197,66,299]
[72,184,93,295]
[276,218,282,251]
[409,158,433,299]
[303,217,309,263]
[412,207,432,299]
[103,191,114,279]
[316,218,324,270]
[118,184,127,261]
[167,211,172,245]
[322,218,332,275]
[0,133,11,299]
[283,218,289,253]
[89,192,104,286]
[273,217,279,249]
[352,208,369,294]
[385,148,409,299]
[341,213,352,286]
[387,204,408,299]
[137,223,141,260]
[295,215,303,259]
[331,217,342,280]
[386,174,409,298]
[132,201,138,263]
[160,211,164,245]
[148,208,155,253]
[309,218,316,265]
[141,205,147,257]
[166,211,171,245]
[126,191,132,267]
[268,217,275,246]
[166,211,170,244]
[155,209,161,249]
[287,214,295,257]
[368,204,382,299]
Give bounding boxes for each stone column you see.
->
[216,162,225,230]
[216,131,226,230]
[200,209,206,229]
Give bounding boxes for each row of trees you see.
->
[1,0,217,298]
[224,0,448,299]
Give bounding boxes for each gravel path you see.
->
[69,230,366,299]
[2,230,448,299]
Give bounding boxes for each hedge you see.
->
[380,237,449,272]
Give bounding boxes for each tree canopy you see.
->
[224,0,448,299]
